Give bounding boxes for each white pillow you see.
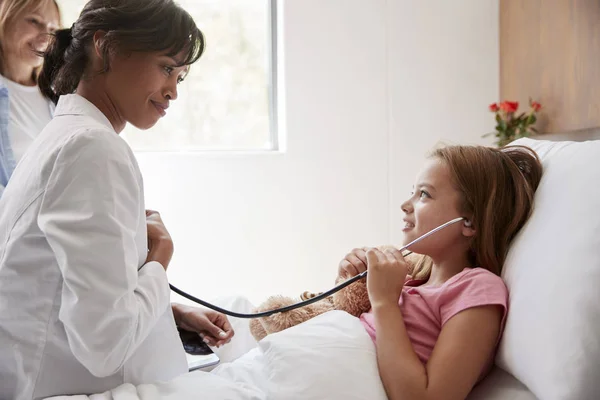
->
[259,310,388,400]
[496,138,600,400]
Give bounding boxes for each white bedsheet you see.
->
[46,311,387,400]
[45,308,539,400]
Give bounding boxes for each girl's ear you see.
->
[462,219,476,237]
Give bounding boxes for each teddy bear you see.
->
[248,275,370,341]
[249,249,421,341]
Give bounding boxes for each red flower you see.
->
[530,101,542,112]
[489,103,499,112]
[499,101,519,113]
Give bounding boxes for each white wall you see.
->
[135,0,498,306]
[388,1,499,244]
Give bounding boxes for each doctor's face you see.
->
[105,50,189,130]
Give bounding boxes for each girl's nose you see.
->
[401,199,413,214]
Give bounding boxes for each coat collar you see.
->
[54,94,115,132]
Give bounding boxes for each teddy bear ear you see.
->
[300,290,323,301]
[249,318,268,342]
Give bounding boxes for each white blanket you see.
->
[47,311,387,400]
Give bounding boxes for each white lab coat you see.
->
[0,94,188,400]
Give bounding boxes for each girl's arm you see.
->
[374,303,502,400]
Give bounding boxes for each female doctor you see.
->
[0,1,234,399]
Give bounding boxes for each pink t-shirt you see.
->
[360,267,508,366]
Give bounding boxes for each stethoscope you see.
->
[170,217,467,319]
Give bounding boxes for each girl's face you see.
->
[3,1,59,69]
[400,158,474,257]
[104,50,189,130]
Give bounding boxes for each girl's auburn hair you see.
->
[410,144,543,280]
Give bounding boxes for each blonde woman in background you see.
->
[0,0,60,197]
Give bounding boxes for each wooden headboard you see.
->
[533,127,600,142]
[500,0,600,135]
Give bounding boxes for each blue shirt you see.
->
[0,82,16,197]
[0,80,54,198]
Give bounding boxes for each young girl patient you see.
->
[338,144,542,400]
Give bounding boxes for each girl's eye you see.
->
[28,18,41,26]
[419,190,430,199]
[164,66,174,75]
[177,76,184,84]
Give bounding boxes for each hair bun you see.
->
[502,145,543,192]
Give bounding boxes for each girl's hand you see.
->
[337,247,371,280]
[366,247,409,308]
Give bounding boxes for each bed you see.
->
[47,135,600,400]
[469,134,600,400]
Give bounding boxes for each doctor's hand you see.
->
[172,303,235,348]
[145,210,174,271]
[366,248,408,308]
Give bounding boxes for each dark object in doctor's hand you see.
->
[178,327,214,355]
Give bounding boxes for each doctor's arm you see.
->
[38,133,171,378]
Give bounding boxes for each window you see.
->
[59,0,277,151]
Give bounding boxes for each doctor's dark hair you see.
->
[410,144,543,281]
[38,0,205,103]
